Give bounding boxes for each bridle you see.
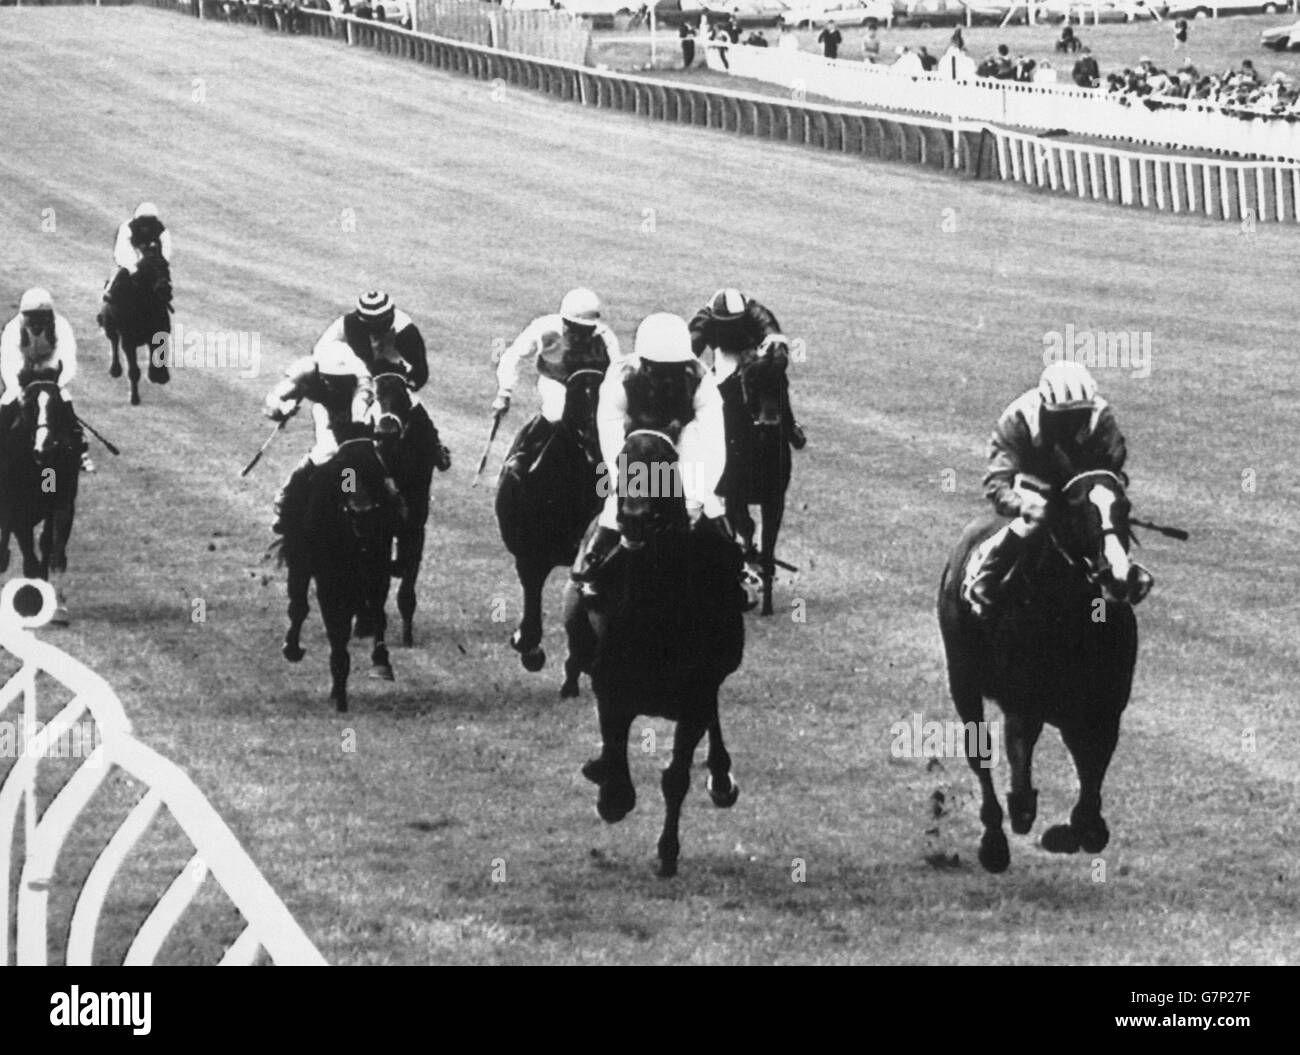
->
[370,372,410,440]
[1049,470,1129,584]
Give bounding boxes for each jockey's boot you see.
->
[409,404,452,472]
[782,396,806,450]
[695,514,758,611]
[521,415,556,472]
[967,525,1027,612]
[572,525,622,587]
[65,403,95,473]
[0,401,18,434]
[103,268,129,305]
[272,457,315,537]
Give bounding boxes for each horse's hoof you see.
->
[1077,820,1110,855]
[368,663,394,682]
[707,772,739,808]
[49,606,70,627]
[1008,789,1038,835]
[1041,824,1082,854]
[332,695,348,714]
[109,363,122,379]
[596,791,634,824]
[559,679,580,699]
[521,647,546,673]
[979,831,1011,873]
[401,626,413,648]
[656,857,679,879]
[281,641,305,663]
[130,392,140,407]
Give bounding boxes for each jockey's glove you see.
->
[267,399,299,423]
[491,391,511,415]
[759,333,789,356]
[1016,489,1048,524]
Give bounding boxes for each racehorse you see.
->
[0,376,80,624]
[561,428,745,878]
[716,346,793,616]
[370,372,450,647]
[279,434,403,712]
[494,367,604,672]
[937,469,1152,873]
[98,243,172,406]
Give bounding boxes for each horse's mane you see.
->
[624,361,700,436]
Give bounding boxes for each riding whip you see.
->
[76,416,120,457]
[1130,517,1189,542]
[240,406,297,478]
[471,407,506,488]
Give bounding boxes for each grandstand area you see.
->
[0,4,1297,964]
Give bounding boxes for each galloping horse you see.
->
[716,346,793,616]
[370,373,450,646]
[98,243,172,406]
[0,376,81,624]
[562,428,746,878]
[494,367,604,672]
[938,469,1152,872]
[279,434,403,712]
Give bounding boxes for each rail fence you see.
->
[0,579,326,966]
[20,0,1300,222]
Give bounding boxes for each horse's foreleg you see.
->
[281,558,310,662]
[560,580,594,698]
[758,495,786,618]
[1004,712,1042,835]
[108,331,123,379]
[510,556,549,671]
[1046,718,1121,856]
[368,565,394,681]
[951,680,1008,873]
[396,521,425,647]
[583,703,634,823]
[658,715,708,878]
[126,344,141,406]
[705,712,739,808]
[322,597,352,713]
[16,526,40,581]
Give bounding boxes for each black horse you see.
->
[98,244,172,406]
[370,372,450,647]
[562,428,745,878]
[279,435,403,712]
[937,469,1152,872]
[0,377,80,625]
[494,368,604,672]
[716,348,793,616]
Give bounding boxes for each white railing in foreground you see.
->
[706,42,1300,164]
[0,578,326,966]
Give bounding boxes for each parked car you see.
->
[653,0,791,26]
[325,0,413,26]
[783,0,895,27]
[1166,0,1286,16]
[900,0,971,27]
[1262,16,1300,47]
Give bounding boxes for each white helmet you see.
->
[635,313,695,364]
[1038,361,1097,411]
[134,202,159,219]
[559,287,601,328]
[316,340,361,377]
[19,288,54,314]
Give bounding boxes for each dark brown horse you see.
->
[562,428,746,878]
[279,435,403,711]
[494,368,604,671]
[938,469,1152,872]
[98,244,172,406]
[716,347,793,616]
[0,377,80,625]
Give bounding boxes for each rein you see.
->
[626,428,679,457]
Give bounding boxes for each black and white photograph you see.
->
[0,0,1295,999]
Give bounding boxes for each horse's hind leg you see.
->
[1004,712,1043,835]
[705,712,739,808]
[396,522,425,647]
[322,601,352,712]
[758,495,786,618]
[657,714,708,879]
[951,682,1008,873]
[1044,717,1121,856]
[16,526,41,581]
[126,344,141,406]
[282,558,309,662]
[559,580,592,699]
[368,572,394,682]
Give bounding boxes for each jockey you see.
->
[315,291,448,470]
[0,288,93,472]
[965,360,1131,612]
[688,287,806,450]
[264,338,378,537]
[572,312,730,587]
[106,202,172,303]
[492,287,620,468]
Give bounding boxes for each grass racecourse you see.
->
[0,6,1298,965]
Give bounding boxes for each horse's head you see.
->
[323,435,399,546]
[561,368,603,461]
[368,372,412,444]
[1052,470,1153,606]
[17,377,74,466]
[135,246,172,307]
[737,341,789,429]
[617,428,689,548]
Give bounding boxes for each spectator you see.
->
[1033,59,1058,85]
[994,44,1015,80]
[745,29,769,47]
[817,19,842,60]
[917,46,937,73]
[862,19,882,64]
[1173,18,1188,51]
[940,30,976,80]
[679,18,697,68]
[725,8,742,44]
[777,18,799,50]
[352,0,372,19]
[1014,55,1036,82]
[892,44,924,77]
[1055,26,1081,54]
[1072,46,1099,88]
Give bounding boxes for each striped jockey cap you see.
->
[708,288,747,320]
[19,288,54,314]
[357,290,395,321]
[1038,361,1098,411]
